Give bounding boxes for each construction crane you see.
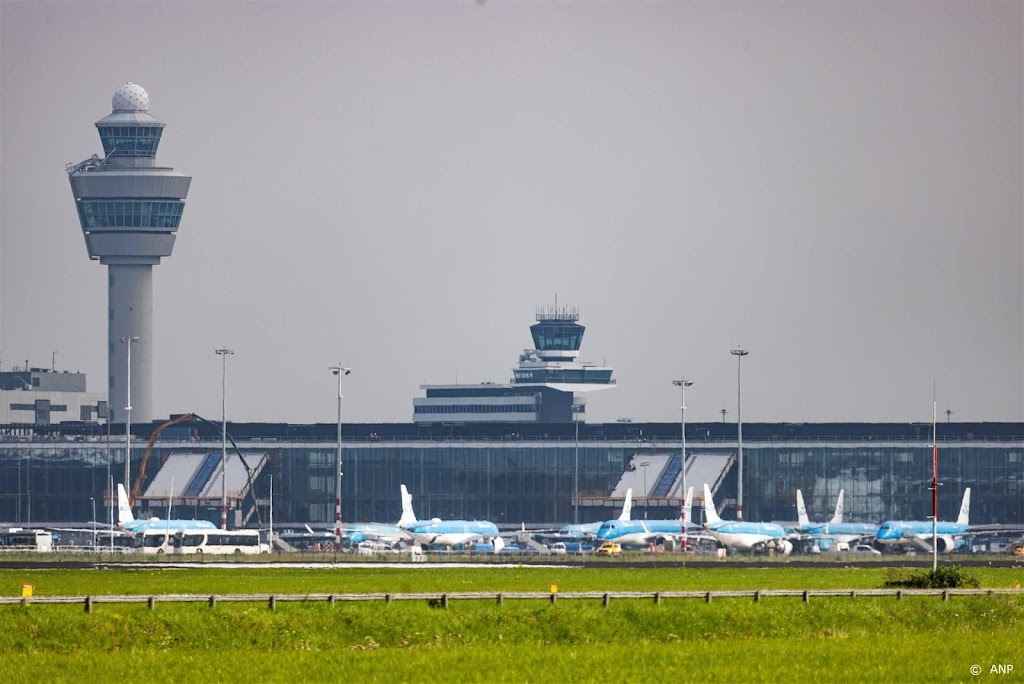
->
[129,413,264,527]
[130,413,195,505]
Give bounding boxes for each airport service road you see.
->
[116,561,580,570]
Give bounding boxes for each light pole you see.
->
[215,348,234,530]
[120,335,138,497]
[329,365,351,551]
[90,497,97,548]
[731,347,749,521]
[573,404,581,525]
[720,408,727,423]
[673,378,693,550]
[105,403,112,544]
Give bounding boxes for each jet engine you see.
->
[936,535,956,553]
[770,539,794,556]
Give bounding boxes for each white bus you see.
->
[138,529,177,555]
[0,529,54,553]
[173,530,269,555]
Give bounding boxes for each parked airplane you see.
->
[795,489,879,551]
[594,487,698,548]
[702,484,792,554]
[398,484,504,551]
[341,522,410,546]
[875,488,971,553]
[117,483,216,534]
[539,489,634,541]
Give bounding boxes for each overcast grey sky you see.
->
[1,1,1021,425]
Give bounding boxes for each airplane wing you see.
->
[966,524,1024,535]
[907,536,934,553]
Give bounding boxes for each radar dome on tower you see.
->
[112,83,150,112]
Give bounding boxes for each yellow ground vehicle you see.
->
[595,542,622,557]
[1011,542,1024,556]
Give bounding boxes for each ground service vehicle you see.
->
[173,530,269,555]
[0,529,53,553]
[595,542,622,557]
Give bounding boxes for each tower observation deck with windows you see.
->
[513,307,615,391]
[66,83,192,424]
[414,306,615,424]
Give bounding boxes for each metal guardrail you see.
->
[3,588,1022,612]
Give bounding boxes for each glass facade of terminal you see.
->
[1,425,1021,527]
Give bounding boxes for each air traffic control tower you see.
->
[67,83,191,424]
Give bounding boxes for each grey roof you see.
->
[95,111,165,126]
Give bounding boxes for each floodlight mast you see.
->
[673,378,693,551]
[215,348,234,530]
[120,335,139,495]
[931,390,939,572]
[329,366,351,550]
[730,348,749,520]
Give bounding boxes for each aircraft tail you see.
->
[618,488,633,521]
[682,486,694,525]
[702,484,721,525]
[398,484,417,527]
[492,536,505,554]
[117,483,135,524]
[830,490,845,525]
[957,488,970,525]
[796,489,810,528]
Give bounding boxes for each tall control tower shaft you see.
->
[67,83,191,424]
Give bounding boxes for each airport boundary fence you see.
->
[3,587,1024,612]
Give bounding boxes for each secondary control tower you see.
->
[67,83,191,424]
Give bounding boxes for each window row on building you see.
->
[413,404,536,414]
[98,126,163,157]
[77,200,184,229]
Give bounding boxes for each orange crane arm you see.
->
[130,413,194,506]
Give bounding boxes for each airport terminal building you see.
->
[1,419,1021,529]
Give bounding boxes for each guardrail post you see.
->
[803,591,809,604]
[896,591,902,601]
[497,593,504,606]
[603,593,610,608]
[850,591,856,599]
[329,595,336,606]
[942,590,949,602]
[442,594,449,609]
[148,596,156,611]
[654,592,661,605]
[269,595,277,610]
[754,591,761,603]
[209,596,217,608]
[705,591,712,604]
[84,596,92,614]
[385,594,393,605]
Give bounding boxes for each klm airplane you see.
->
[875,488,971,553]
[398,484,504,551]
[702,484,792,554]
[117,483,216,534]
[595,487,699,548]
[341,522,409,545]
[544,489,633,541]
[795,489,878,551]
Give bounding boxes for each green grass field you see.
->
[2,565,1022,683]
